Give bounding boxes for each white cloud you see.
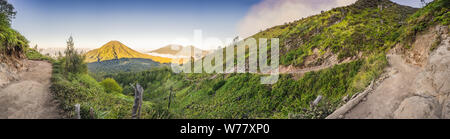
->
[237,0,357,38]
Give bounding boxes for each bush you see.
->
[100,78,123,94]
[212,80,226,91]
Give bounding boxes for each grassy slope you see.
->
[0,13,29,61]
[107,53,387,119]
[54,0,447,119]
[50,59,171,119]
[396,0,449,49]
[247,0,416,66]
[102,0,429,119]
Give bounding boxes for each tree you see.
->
[420,0,427,7]
[0,0,16,22]
[100,78,123,94]
[64,36,87,74]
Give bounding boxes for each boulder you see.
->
[393,96,439,119]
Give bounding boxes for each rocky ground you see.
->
[336,25,450,119]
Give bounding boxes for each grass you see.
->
[105,53,387,119]
[242,0,416,66]
[397,0,449,47]
[25,48,55,62]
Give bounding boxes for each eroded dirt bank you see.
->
[0,60,61,119]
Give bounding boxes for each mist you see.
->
[237,0,357,38]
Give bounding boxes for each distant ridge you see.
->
[149,45,209,58]
[84,41,172,63]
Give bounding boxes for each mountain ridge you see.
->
[84,41,172,63]
[149,45,209,56]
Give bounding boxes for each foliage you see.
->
[397,0,449,47]
[51,0,442,119]
[63,36,87,74]
[87,58,162,74]
[0,0,28,60]
[25,47,55,62]
[100,78,123,94]
[50,60,171,119]
[0,0,16,22]
[234,0,417,66]
[105,52,387,119]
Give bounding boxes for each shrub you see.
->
[212,80,226,91]
[100,78,123,94]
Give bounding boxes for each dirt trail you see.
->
[0,60,60,119]
[343,26,450,119]
[344,54,421,118]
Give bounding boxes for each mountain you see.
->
[105,0,448,119]
[243,0,417,67]
[148,45,209,58]
[84,41,172,63]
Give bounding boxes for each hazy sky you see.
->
[10,0,432,50]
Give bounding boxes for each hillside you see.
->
[102,0,423,119]
[29,0,449,119]
[0,1,29,87]
[100,0,450,119]
[87,58,163,74]
[84,41,172,63]
[337,0,450,119]
[242,0,417,68]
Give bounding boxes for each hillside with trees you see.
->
[2,0,448,119]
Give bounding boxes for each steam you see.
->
[238,0,357,38]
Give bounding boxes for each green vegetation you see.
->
[87,58,162,75]
[246,0,416,66]
[100,78,123,94]
[397,0,449,47]
[14,0,444,119]
[51,61,169,119]
[25,48,55,62]
[63,36,87,74]
[0,0,28,60]
[103,53,387,119]
[50,37,171,119]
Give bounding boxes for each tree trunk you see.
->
[131,83,144,119]
[75,104,81,119]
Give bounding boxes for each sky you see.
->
[10,0,433,51]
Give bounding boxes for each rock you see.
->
[442,99,450,119]
[312,95,323,106]
[342,95,349,102]
[393,96,439,119]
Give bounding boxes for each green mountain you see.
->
[250,0,417,67]
[87,58,163,74]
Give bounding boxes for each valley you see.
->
[1,0,448,119]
